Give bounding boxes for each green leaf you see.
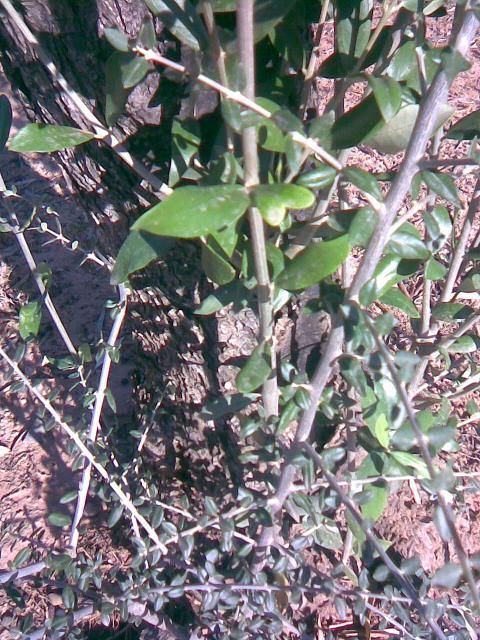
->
[143,0,207,50]
[104,27,129,52]
[62,586,76,610]
[105,52,129,125]
[367,76,402,121]
[132,186,249,238]
[343,166,382,200]
[201,240,235,285]
[431,562,462,589]
[252,184,314,227]
[379,287,420,318]
[447,335,478,354]
[120,56,149,89]
[111,232,174,284]
[359,256,420,305]
[48,512,71,528]
[365,103,454,154]
[424,258,446,281]
[332,93,383,149]
[421,170,461,208]
[432,303,474,322]
[357,453,389,522]
[195,281,251,315]
[211,0,236,10]
[440,48,471,86]
[9,124,94,154]
[12,548,32,569]
[236,342,271,393]
[447,108,480,140]
[108,504,124,528]
[424,205,452,252]
[253,0,298,43]
[137,18,157,49]
[60,490,78,504]
[335,0,373,71]
[296,164,337,190]
[277,235,350,291]
[327,206,378,248]
[387,223,430,259]
[459,268,480,292]
[199,393,257,420]
[0,94,12,152]
[169,117,201,187]
[386,41,417,81]
[19,301,42,340]
[312,519,343,550]
[390,451,429,477]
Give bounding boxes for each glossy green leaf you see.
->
[332,93,383,149]
[211,218,239,258]
[343,166,382,200]
[108,504,124,528]
[9,124,94,154]
[326,206,378,248]
[104,27,129,51]
[441,48,471,86]
[432,303,475,322]
[19,301,42,340]
[424,205,452,252]
[105,52,129,125]
[313,519,343,550]
[111,232,174,284]
[459,268,480,292]
[236,342,271,393]
[195,281,251,315]
[169,117,201,186]
[48,512,71,528]
[424,258,446,281]
[120,56,149,89]
[379,287,420,318]
[359,256,420,305]
[62,586,76,610]
[200,393,257,420]
[201,240,235,285]
[431,562,462,589]
[254,0,298,43]
[277,235,350,291]
[394,350,421,382]
[296,164,337,190]
[386,41,417,81]
[421,170,461,207]
[132,186,249,238]
[447,335,478,354]
[357,453,389,522]
[0,94,12,151]
[12,548,32,569]
[387,223,430,259]
[143,0,207,50]
[137,18,157,48]
[390,451,429,477]
[368,76,402,121]
[252,184,314,227]
[447,108,480,140]
[335,0,373,70]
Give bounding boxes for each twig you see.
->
[237,0,277,420]
[0,345,168,553]
[0,0,171,197]
[134,47,343,171]
[301,441,447,640]
[69,284,128,550]
[363,310,480,612]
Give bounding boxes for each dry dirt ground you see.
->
[0,4,480,639]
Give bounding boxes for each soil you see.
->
[0,3,480,639]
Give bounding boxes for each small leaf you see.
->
[19,301,42,340]
[9,124,94,154]
[421,170,461,208]
[447,108,480,140]
[390,451,429,477]
[374,414,390,449]
[368,76,402,121]
[359,256,420,305]
[108,504,124,528]
[277,235,350,291]
[48,512,71,528]
[432,562,462,588]
[12,548,32,569]
[60,491,78,505]
[199,393,257,420]
[379,287,420,318]
[111,232,174,284]
[120,56,149,89]
[0,94,12,151]
[432,303,474,322]
[343,166,382,200]
[104,28,129,52]
[424,258,446,280]
[143,0,207,51]
[458,268,480,292]
[424,205,452,252]
[252,184,314,227]
[296,164,337,190]
[62,586,76,610]
[132,186,249,238]
[236,342,271,393]
[201,241,235,285]
[447,335,478,354]
[387,224,430,260]
[105,52,129,125]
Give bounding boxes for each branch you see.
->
[69,284,129,550]
[134,47,343,171]
[0,345,168,553]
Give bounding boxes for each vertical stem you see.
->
[237,0,278,419]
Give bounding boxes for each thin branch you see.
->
[236,0,278,419]
[134,46,343,171]
[301,441,447,640]
[363,310,480,612]
[69,284,128,551]
[0,345,168,553]
[0,0,171,197]
[299,0,330,118]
